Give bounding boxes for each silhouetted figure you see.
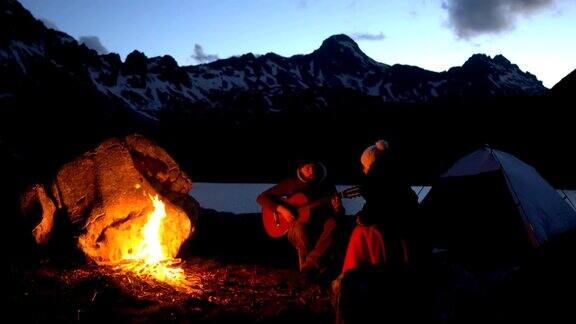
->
[334,140,426,324]
[345,140,419,270]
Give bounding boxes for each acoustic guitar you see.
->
[262,186,361,238]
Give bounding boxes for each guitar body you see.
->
[262,193,311,238]
[261,185,360,238]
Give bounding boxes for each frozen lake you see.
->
[190,183,576,215]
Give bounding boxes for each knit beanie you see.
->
[360,139,389,174]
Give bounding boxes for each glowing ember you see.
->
[116,194,188,286]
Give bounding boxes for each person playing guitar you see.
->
[257,160,346,280]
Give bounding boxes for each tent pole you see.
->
[560,189,576,211]
[416,185,425,196]
[488,147,540,247]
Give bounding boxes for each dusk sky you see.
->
[18,0,576,88]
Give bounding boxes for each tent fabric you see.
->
[438,147,576,246]
[423,170,533,266]
[493,150,576,245]
[442,148,501,177]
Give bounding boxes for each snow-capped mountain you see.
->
[1,0,547,120]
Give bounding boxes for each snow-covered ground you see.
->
[190,183,576,215]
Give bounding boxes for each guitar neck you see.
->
[298,193,340,210]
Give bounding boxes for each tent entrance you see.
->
[425,170,533,267]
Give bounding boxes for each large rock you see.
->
[20,134,198,263]
[20,183,56,244]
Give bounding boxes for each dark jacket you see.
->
[257,170,343,224]
[357,153,419,236]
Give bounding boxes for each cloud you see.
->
[351,32,386,41]
[78,36,108,55]
[190,44,219,64]
[442,0,555,38]
[40,18,58,30]
[297,0,319,9]
[297,0,325,9]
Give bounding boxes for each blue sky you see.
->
[18,0,576,88]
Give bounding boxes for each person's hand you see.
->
[331,195,342,211]
[276,205,295,223]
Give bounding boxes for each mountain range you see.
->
[1,0,574,188]
[0,0,551,121]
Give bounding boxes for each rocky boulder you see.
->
[20,134,199,264]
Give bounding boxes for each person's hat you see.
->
[360,139,389,174]
[296,159,316,169]
[296,160,327,183]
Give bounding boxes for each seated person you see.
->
[257,160,344,281]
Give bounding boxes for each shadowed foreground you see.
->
[9,208,576,323]
[9,257,333,323]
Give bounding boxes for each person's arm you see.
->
[328,184,345,217]
[257,179,297,222]
[355,204,369,225]
[256,178,295,211]
[331,195,345,216]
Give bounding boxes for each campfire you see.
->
[20,134,199,289]
[110,194,188,287]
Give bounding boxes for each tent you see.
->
[421,146,576,265]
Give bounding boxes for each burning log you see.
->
[20,134,198,283]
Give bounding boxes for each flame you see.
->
[138,194,166,264]
[117,194,187,286]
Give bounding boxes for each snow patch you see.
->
[337,40,365,62]
[57,34,76,44]
[12,41,43,56]
[383,83,396,100]
[317,70,325,84]
[427,80,447,97]
[266,60,279,76]
[367,80,383,96]
[88,68,108,93]
[192,74,224,91]
[335,74,362,89]
[488,75,501,89]
[3,41,45,74]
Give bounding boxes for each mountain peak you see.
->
[123,50,148,75]
[548,68,576,97]
[493,54,511,66]
[464,53,514,69]
[464,53,492,65]
[312,33,377,69]
[455,53,546,94]
[319,34,360,51]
